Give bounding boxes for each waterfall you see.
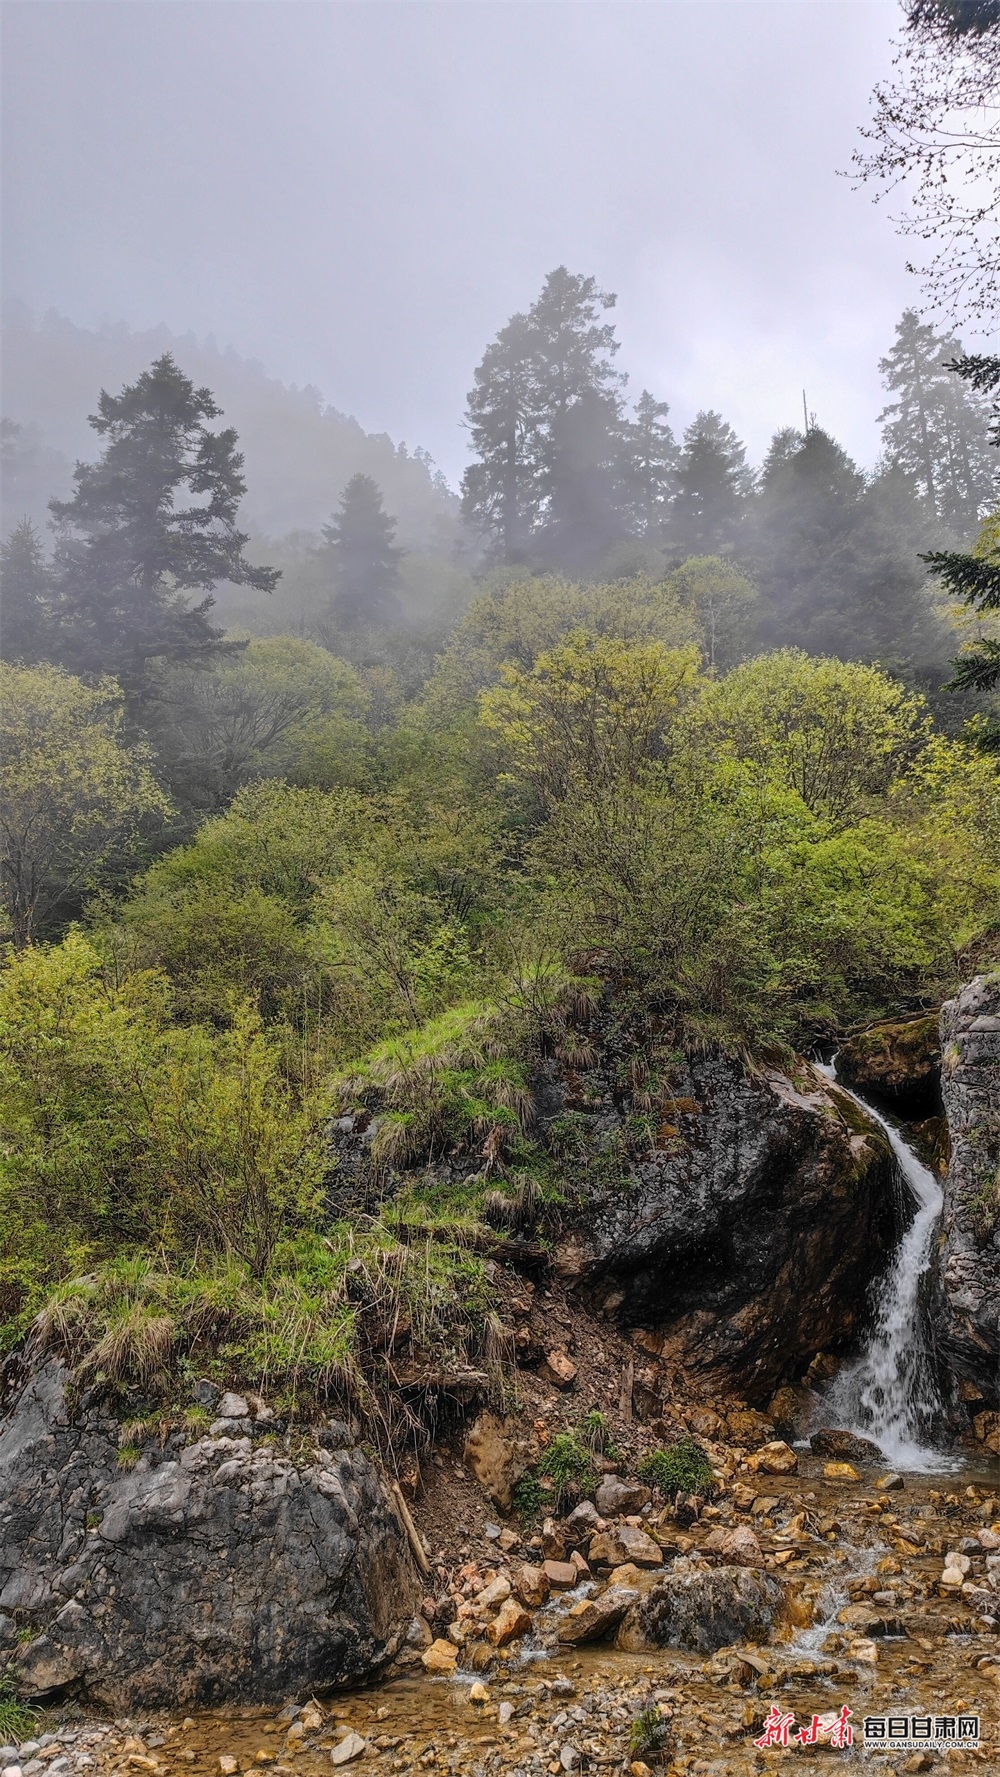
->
[815,1059,953,1472]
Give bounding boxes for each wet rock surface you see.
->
[937,976,1000,1410]
[561,1054,899,1395]
[0,1362,417,1709]
[638,1562,782,1651]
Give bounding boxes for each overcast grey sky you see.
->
[3,0,926,482]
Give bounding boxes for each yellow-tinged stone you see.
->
[756,1440,798,1476]
[848,1638,879,1663]
[823,1461,861,1482]
[299,1707,323,1733]
[468,1682,490,1704]
[421,1636,459,1672]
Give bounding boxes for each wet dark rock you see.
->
[557,1055,898,1396]
[637,1560,782,1651]
[839,1016,941,1117]
[0,1360,418,1709]
[810,1428,883,1464]
[935,977,1000,1408]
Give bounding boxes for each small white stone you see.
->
[330,1733,366,1766]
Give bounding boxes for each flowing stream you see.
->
[815,1058,953,1472]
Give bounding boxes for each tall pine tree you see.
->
[461,313,540,563]
[879,309,995,530]
[49,354,277,702]
[323,473,404,626]
[668,411,754,557]
[924,353,1000,694]
[619,391,677,538]
[0,520,54,663]
[750,425,947,669]
[461,267,629,569]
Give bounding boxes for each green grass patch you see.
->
[638,1434,714,1497]
[537,1429,597,1507]
[0,1677,38,1744]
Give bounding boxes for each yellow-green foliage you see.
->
[0,935,325,1339]
[0,662,170,946]
[4,568,1000,1403]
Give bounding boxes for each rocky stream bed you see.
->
[5,1456,1000,1777]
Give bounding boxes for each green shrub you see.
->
[537,1430,596,1507]
[628,1703,671,1760]
[511,1471,545,1521]
[638,1434,714,1497]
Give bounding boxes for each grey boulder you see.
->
[0,1360,417,1708]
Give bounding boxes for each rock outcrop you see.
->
[839,1015,941,1115]
[558,1055,899,1397]
[0,1360,417,1709]
[935,976,1000,1407]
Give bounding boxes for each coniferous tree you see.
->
[750,425,947,669]
[879,309,995,529]
[540,389,628,571]
[620,391,677,538]
[323,473,404,626]
[924,352,1000,693]
[0,519,54,663]
[668,411,754,557]
[49,354,278,702]
[461,313,540,562]
[461,267,628,568]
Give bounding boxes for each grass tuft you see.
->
[638,1434,714,1497]
[0,1677,38,1743]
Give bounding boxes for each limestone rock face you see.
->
[561,1055,898,1396]
[936,977,1000,1406]
[0,1360,417,1709]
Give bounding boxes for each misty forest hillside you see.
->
[1,264,1000,1417]
[0,304,459,547]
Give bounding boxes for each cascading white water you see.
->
[815,1059,953,1472]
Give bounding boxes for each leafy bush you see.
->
[511,1471,545,1521]
[638,1435,715,1497]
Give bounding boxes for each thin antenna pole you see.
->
[802,390,809,435]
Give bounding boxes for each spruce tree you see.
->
[879,309,995,530]
[49,354,277,702]
[668,411,754,557]
[540,388,628,572]
[750,426,947,669]
[620,391,677,538]
[460,266,628,568]
[323,473,404,626]
[923,352,1000,693]
[0,519,54,663]
[460,313,540,562]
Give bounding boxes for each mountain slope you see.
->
[1,306,460,547]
